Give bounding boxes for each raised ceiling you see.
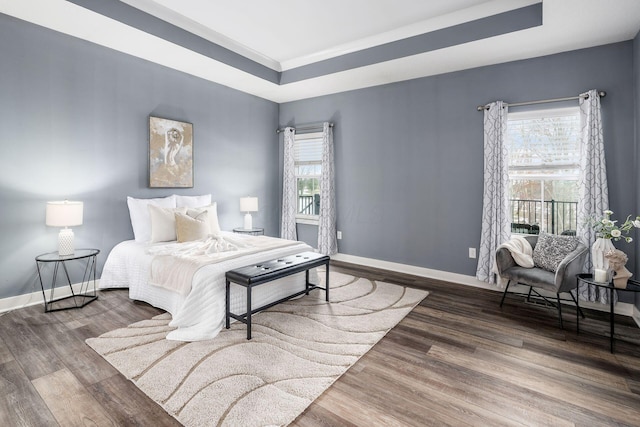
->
[2,0,640,103]
[121,0,507,70]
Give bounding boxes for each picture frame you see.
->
[149,116,193,188]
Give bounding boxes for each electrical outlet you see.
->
[337,231,342,239]
[469,248,476,259]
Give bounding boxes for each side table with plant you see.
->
[587,210,640,286]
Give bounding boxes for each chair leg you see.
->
[526,286,533,302]
[556,293,564,329]
[499,280,511,307]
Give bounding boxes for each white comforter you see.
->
[99,231,314,341]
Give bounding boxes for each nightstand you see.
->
[35,248,99,312]
[232,227,264,236]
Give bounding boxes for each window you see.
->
[507,107,580,235]
[294,132,323,224]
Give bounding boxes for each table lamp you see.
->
[46,200,83,256]
[239,197,258,230]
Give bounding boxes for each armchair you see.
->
[496,234,589,328]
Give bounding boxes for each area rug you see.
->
[86,270,428,426]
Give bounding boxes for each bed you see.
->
[98,194,315,341]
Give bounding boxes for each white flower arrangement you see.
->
[588,210,640,242]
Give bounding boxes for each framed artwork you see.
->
[149,116,193,188]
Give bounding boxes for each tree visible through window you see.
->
[507,107,580,235]
[294,132,323,223]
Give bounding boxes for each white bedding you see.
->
[99,231,314,341]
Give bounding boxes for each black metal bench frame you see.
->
[225,251,330,339]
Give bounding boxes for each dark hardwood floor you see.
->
[1,262,639,426]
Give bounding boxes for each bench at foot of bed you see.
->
[225,251,330,340]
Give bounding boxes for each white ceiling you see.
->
[120,0,503,70]
[3,0,640,103]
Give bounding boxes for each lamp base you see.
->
[244,213,253,230]
[58,228,74,256]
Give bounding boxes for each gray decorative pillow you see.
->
[532,232,579,272]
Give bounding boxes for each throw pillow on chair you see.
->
[496,233,588,329]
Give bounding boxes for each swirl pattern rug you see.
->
[86,270,428,426]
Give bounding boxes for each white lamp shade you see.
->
[239,197,258,213]
[46,201,83,227]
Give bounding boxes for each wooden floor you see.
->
[1,262,639,426]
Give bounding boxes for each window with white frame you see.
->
[294,132,323,224]
[507,107,580,235]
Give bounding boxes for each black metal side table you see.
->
[232,227,264,236]
[576,273,640,353]
[35,248,99,312]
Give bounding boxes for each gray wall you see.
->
[280,42,637,302]
[0,14,279,299]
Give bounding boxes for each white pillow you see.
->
[149,205,187,243]
[187,203,221,236]
[127,195,176,242]
[176,211,210,243]
[175,194,212,208]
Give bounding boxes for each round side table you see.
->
[35,248,100,312]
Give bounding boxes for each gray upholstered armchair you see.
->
[496,234,589,328]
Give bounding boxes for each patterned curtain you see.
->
[317,123,337,255]
[476,101,511,284]
[575,89,611,303]
[281,127,297,240]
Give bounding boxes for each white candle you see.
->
[594,269,608,283]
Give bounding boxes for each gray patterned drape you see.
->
[281,127,298,241]
[476,101,511,284]
[317,123,337,255]
[575,89,612,303]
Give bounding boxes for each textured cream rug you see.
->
[86,270,428,426]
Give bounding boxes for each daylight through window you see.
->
[507,107,580,235]
[294,132,323,223]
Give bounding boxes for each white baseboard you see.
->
[0,281,99,314]
[332,252,637,319]
[332,253,496,290]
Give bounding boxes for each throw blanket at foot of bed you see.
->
[150,235,311,341]
[147,234,301,296]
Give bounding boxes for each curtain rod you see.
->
[276,122,334,134]
[476,90,607,111]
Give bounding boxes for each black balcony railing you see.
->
[298,194,320,215]
[510,199,578,235]
[299,196,575,233]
